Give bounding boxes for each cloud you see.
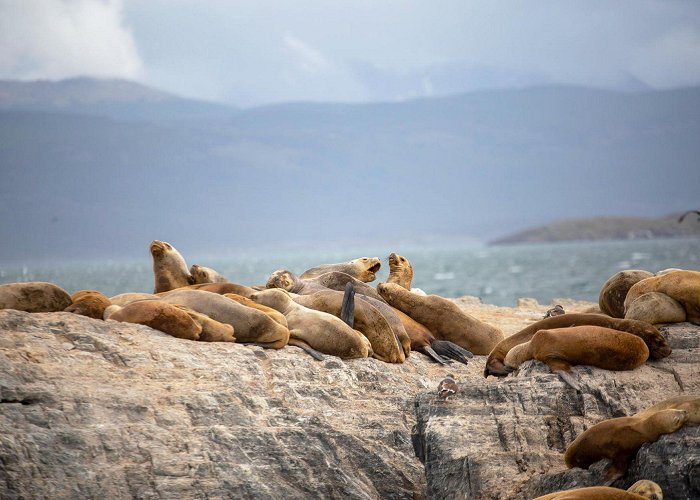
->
[0,0,143,81]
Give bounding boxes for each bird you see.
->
[543,304,565,319]
[678,210,700,223]
[437,374,458,401]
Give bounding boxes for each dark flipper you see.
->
[417,345,451,364]
[431,340,473,365]
[340,281,355,328]
[288,339,327,361]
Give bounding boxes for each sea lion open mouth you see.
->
[369,262,381,274]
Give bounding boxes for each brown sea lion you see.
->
[0,281,72,313]
[190,264,230,284]
[634,395,700,423]
[223,293,288,328]
[626,480,663,500]
[64,290,111,319]
[171,305,235,342]
[109,300,202,341]
[299,256,381,282]
[292,289,404,363]
[251,289,372,360]
[159,282,257,299]
[484,314,670,378]
[159,289,289,349]
[624,291,686,324]
[564,409,687,483]
[110,292,159,306]
[624,270,700,324]
[387,252,413,290]
[266,269,387,303]
[534,483,661,499]
[377,282,504,355]
[504,326,650,391]
[599,270,654,318]
[150,240,194,293]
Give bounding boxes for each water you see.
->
[1,239,698,307]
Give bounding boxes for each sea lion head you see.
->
[635,320,672,359]
[149,240,194,291]
[387,253,414,288]
[350,257,381,282]
[189,264,227,284]
[647,408,688,435]
[250,288,292,312]
[266,269,298,291]
[627,480,663,500]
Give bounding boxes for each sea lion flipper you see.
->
[431,340,473,365]
[288,339,327,361]
[340,282,355,327]
[417,345,451,364]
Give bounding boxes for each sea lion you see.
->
[626,480,663,500]
[624,270,700,324]
[150,240,194,293]
[103,303,123,320]
[634,395,700,423]
[564,409,687,483]
[190,264,230,284]
[503,326,650,391]
[599,270,654,318]
[484,314,670,378]
[299,257,381,282]
[266,269,387,303]
[291,289,404,363]
[64,290,111,319]
[387,252,413,290]
[110,293,159,306]
[171,305,235,342]
[109,300,202,341]
[0,281,72,313]
[624,292,686,324]
[251,289,372,360]
[159,289,289,349]
[223,293,288,328]
[160,282,257,299]
[377,282,504,355]
[534,482,662,499]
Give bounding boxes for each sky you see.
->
[1,0,700,106]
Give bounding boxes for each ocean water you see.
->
[1,239,698,307]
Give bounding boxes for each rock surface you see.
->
[0,297,697,499]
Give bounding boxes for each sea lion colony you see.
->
[0,240,697,496]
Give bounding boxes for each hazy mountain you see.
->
[1,79,699,261]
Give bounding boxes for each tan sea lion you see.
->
[484,314,670,378]
[64,290,111,319]
[171,305,235,342]
[292,289,404,363]
[267,269,387,304]
[634,395,700,423]
[110,292,159,306]
[109,300,202,341]
[564,409,687,483]
[299,257,381,282]
[599,270,654,318]
[624,270,700,324]
[0,281,72,313]
[626,480,663,500]
[103,303,123,320]
[534,482,661,499]
[624,292,686,324]
[150,240,194,293]
[251,289,372,360]
[190,264,230,284]
[504,326,650,391]
[223,293,288,328]
[377,282,504,355]
[159,289,289,349]
[386,252,413,290]
[159,282,256,299]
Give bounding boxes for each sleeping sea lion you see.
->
[110,293,159,306]
[64,290,111,319]
[170,305,236,342]
[223,293,288,328]
[190,264,230,284]
[150,240,194,293]
[599,270,654,318]
[634,395,700,423]
[484,314,670,378]
[0,281,72,313]
[109,300,202,341]
[159,282,257,299]
[266,269,386,303]
[299,257,381,282]
[534,481,662,499]
[624,291,686,324]
[624,269,700,324]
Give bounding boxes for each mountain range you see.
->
[1,78,699,261]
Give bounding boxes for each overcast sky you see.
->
[1,0,700,106]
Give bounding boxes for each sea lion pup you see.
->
[64,290,111,319]
[251,289,372,361]
[266,269,387,303]
[503,326,650,391]
[624,292,686,324]
[223,293,288,328]
[190,264,230,284]
[564,409,687,483]
[170,305,235,342]
[377,282,504,355]
[624,270,700,324]
[299,257,381,282]
[109,300,202,341]
[0,281,72,313]
[150,240,194,293]
[386,252,413,290]
[484,314,670,378]
[634,395,700,423]
[110,293,159,306]
[291,288,405,363]
[599,270,654,318]
[159,289,289,349]
[534,482,662,499]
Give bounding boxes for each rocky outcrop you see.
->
[1,298,697,499]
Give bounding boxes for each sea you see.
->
[1,239,698,308]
